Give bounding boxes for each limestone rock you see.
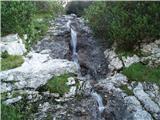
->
[97,73,128,89]
[0,83,12,93]
[66,77,76,85]
[133,83,160,114]
[64,86,77,98]
[141,39,160,66]
[0,52,77,92]
[142,83,160,107]
[104,49,123,72]
[124,96,153,120]
[3,96,22,105]
[0,34,26,55]
[122,55,140,67]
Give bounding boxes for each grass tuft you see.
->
[122,63,160,85]
[1,52,24,71]
[37,74,72,96]
[1,103,22,120]
[1,95,39,120]
[120,84,133,96]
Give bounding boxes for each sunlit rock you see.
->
[0,34,26,55]
[0,52,77,92]
[122,55,140,67]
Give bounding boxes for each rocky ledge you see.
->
[1,14,160,120]
[0,14,106,120]
[99,39,160,120]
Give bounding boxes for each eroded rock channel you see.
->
[1,14,160,120]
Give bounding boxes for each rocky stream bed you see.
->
[1,14,160,120]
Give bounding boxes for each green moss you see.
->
[1,104,23,120]
[1,52,24,71]
[122,63,160,85]
[2,95,39,120]
[1,92,8,100]
[120,85,133,96]
[37,74,72,96]
[12,91,21,98]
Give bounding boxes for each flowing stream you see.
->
[69,21,105,115]
[91,91,105,113]
[70,27,80,71]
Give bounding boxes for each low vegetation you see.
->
[1,96,39,120]
[1,51,24,71]
[120,84,133,96]
[122,63,160,85]
[84,2,160,51]
[1,103,22,120]
[47,74,70,95]
[1,1,64,51]
[37,74,72,96]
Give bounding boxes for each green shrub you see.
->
[122,63,160,85]
[1,52,24,71]
[1,1,36,51]
[34,1,64,16]
[1,1,36,36]
[1,97,39,120]
[1,1,64,51]
[1,51,9,58]
[84,2,160,51]
[47,74,70,96]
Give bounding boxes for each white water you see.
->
[71,28,77,61]
[70,27,81,72]
[91,91,105,113]
[69,20,105,114]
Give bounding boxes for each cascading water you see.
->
[71,28,78,63]
[91,91,105,113]
[67,19,80,72]
[68,20,105,115]
[70,27,81,72]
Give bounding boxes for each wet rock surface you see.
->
[33,14,108,79]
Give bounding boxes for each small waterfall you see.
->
[91,91,105,113]
[91,92,105,113]
[71,28,78,64]
[68,20,105,115]
[70,27,80,72]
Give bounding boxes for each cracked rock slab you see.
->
[0,52,77,92]
[133,83,160,114]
